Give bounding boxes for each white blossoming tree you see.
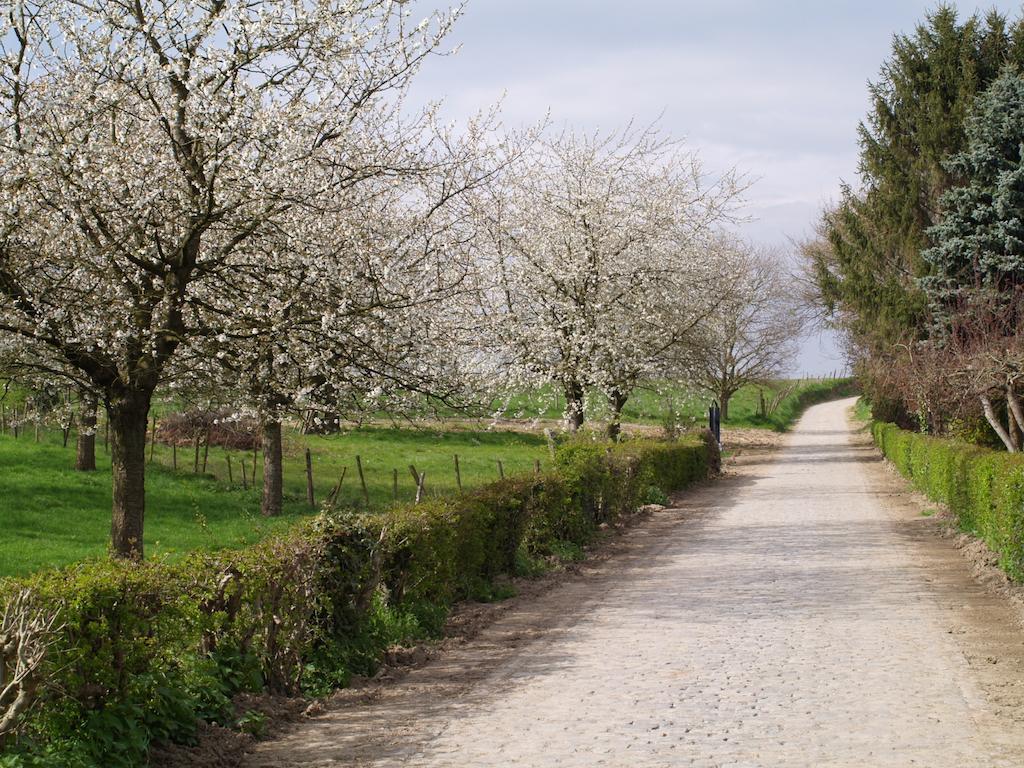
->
[172,120,511,516]
[470,126,742,437]
[0,0,469,556]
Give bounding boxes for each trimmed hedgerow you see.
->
[0,434,713,767]
[871,421,1024,581]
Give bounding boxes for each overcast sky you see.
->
[407,0,1024,375]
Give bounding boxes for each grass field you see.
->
[0,426,548,577]
[0,378,847,577]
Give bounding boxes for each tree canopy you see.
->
[812,6,1024,355]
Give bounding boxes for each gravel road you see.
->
[246,398,1024,767]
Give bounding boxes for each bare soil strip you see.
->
[244,399,1024,767]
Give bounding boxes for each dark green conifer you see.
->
[810,6,1024,411]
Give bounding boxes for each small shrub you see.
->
[235,710,268,738]
[640,484,669,506]
[547,540,586,563]
[157,409,259,450]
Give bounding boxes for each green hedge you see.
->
[0,435,713,767]
[871,421,1024,580]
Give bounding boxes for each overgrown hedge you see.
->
[0,435,714,767]
[871,421,1024,580]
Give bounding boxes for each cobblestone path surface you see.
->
[247,398,1024,767]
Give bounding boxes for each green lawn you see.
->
[0,425,548,577]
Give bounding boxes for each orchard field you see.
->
[0,378,843,577]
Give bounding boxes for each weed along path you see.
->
[245,398,1024,767]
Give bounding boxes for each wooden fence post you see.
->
[535,459,541,475]
[172,441,177,471]
[392,468,399,501]
[326,466,347,511]
[415,471,426,504]
[453,454,462,491]
[305,448,315,506]
[241,459,248,490]
[409,465,425,503]
[356,455,370,506]
[201,431,210,473]
[226,455,234,485]
[193,432,201,473]
[497,460,504,480]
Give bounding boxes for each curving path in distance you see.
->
[246,397,1024,767]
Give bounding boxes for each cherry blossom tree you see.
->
[172,119,511,515]
[470,125,742,435]
[0,0,468,557]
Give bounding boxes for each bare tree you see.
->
[686,240,804,420]
[0,590,61,741]
[940,289,1024,451]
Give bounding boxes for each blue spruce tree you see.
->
[924,67,1024,315]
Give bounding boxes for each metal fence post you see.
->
[709,401,721,448]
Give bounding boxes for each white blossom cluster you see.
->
[0,0,487,420]
[0,0,772,549]
[462,125,746,431]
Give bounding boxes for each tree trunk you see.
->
[75,394,97,472]
[981,394,1017,453]
[1009,401,1021,452]
[108,394,151,558]
[606,389,629,442]
[719,389,731,421]
[261,418,284,517]
[1006,385,1024,449]
[564,380,585,432]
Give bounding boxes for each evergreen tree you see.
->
[924,68,1024,310]
[809,6,1024,412]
